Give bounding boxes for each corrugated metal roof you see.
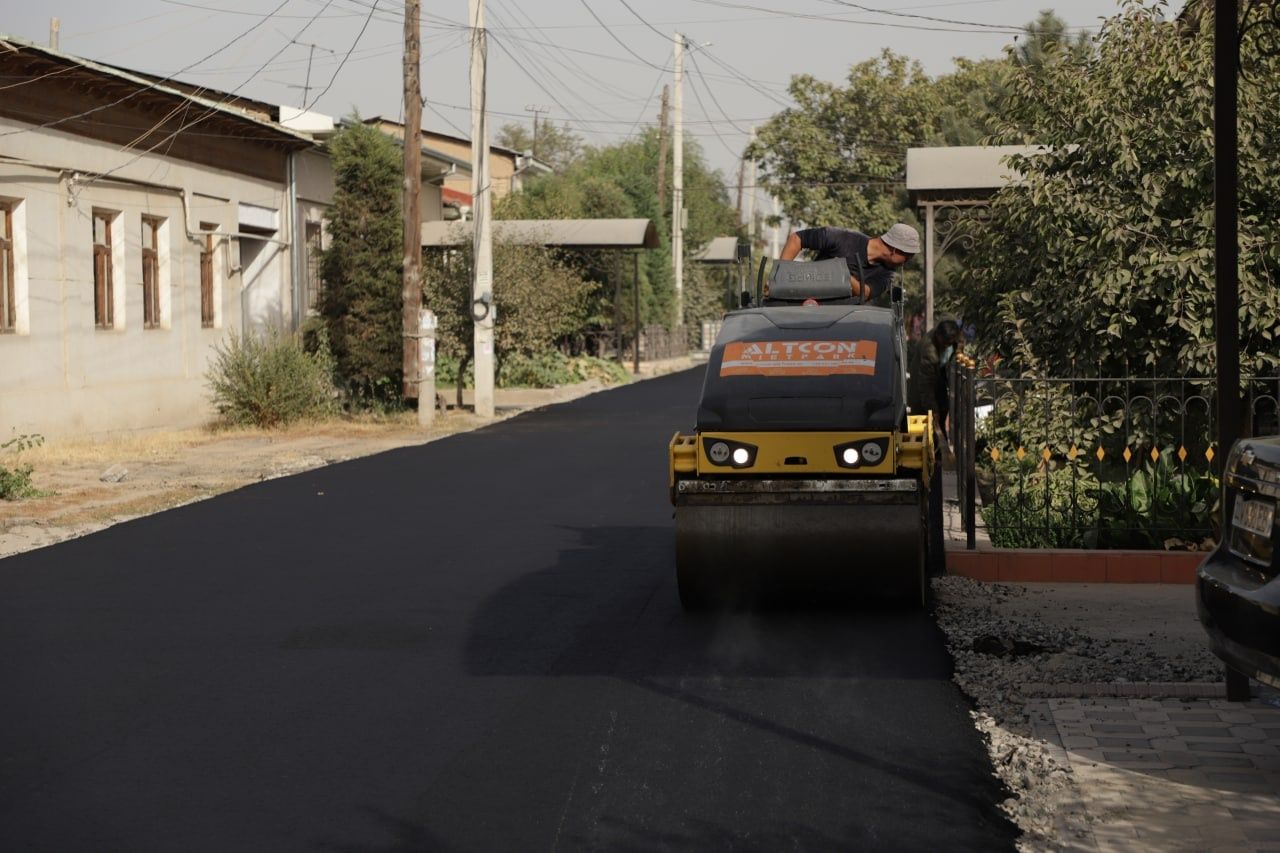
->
[422,218,659,249]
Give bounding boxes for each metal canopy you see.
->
[693,236,746,264]
[421,218,659,249]
[905,145,1038,331]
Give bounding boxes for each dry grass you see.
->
[11,411,425,468]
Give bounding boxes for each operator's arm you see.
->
[780,232,802,261]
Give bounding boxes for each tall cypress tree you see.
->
[319,117,404,404]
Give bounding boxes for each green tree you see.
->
[957,2,1280,377]
[422,239,597,401]
[748,50,934,230]
[498,128,738,330]
[1013,10,1094,71]
[318,117,404,404]
[496,119,583,172]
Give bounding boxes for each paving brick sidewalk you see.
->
[1029,697,1280,851]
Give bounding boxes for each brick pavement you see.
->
[1028,697,1280,851]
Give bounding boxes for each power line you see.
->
[685,47,750,135]
[682,59,740,159]
[303,0,375,109]
[575,0,672,72]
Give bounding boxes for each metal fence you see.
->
[950,364,1280,550]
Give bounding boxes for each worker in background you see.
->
[909,318,964,575]
[779,223,921,301]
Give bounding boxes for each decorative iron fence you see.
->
[950,362,1280,550]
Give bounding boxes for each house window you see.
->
[200,226,216,328]
[141,215,162,329]
[0,202,13,333]
[305,220,324,311]
[93,210,114,329]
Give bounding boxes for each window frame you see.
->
[93,209,114,330]
[141,215,162,330]
[0,201,14,333]
[200,228,216,329]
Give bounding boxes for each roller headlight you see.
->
[834,437,889,469]
[701,437,757,469]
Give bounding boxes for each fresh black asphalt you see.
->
[0,367,1017,852]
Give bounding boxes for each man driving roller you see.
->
[779,223,920,301]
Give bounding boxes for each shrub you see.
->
[0,434,48,501]
[206,328,337,428]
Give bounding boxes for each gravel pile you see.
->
[930,576,1223,850]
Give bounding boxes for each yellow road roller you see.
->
[668,258,935,609]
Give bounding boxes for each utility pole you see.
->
[49,17,59,50]
[744,127,756,250]
[672,33,684,327]
[402,0,432,424]
[469,0,495,418]
[656,85,669,211]
[736,157,745,222]
[523,103,549,159]
[770,196,781,258]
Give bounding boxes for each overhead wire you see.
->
[575,0,672,72]
[303,0,375,109]
[486,2,629,122]
[75,0,340,192]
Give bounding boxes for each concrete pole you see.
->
[672,32,684,328]
[744,128,756,249]
[924,202,936,333]
[469,0,495,418]
[656,85,669,211]
[770,196,781,258]
[49,18,59,50]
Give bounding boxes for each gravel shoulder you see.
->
[933,577,1280,850]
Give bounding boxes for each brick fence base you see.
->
[945,548,1206,584]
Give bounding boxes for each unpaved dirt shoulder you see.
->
[0,367,691,560]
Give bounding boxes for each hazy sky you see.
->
[5,0,1136,184]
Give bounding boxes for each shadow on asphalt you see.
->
[462,524,952,681]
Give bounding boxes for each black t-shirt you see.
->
[796,227,895,300]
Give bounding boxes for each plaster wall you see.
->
[0,116,294,438]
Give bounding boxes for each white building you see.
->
[0,37,460,438]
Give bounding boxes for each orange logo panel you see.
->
[719,340,878,377]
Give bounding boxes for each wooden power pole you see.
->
[656,85,669,211]
[402,0,426,420]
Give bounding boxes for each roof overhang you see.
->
[0,35,315,150]
[422,218,659,249]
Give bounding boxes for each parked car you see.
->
[1197,435,1280,699]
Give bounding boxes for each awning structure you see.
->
[905,145,1038,330]
[693,236,748,264]
[422,218,659,249]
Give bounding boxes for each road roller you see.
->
[668,257,935,609]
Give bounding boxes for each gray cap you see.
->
[880,223,921,255]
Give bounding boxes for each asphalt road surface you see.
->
[0,368,1017,852]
